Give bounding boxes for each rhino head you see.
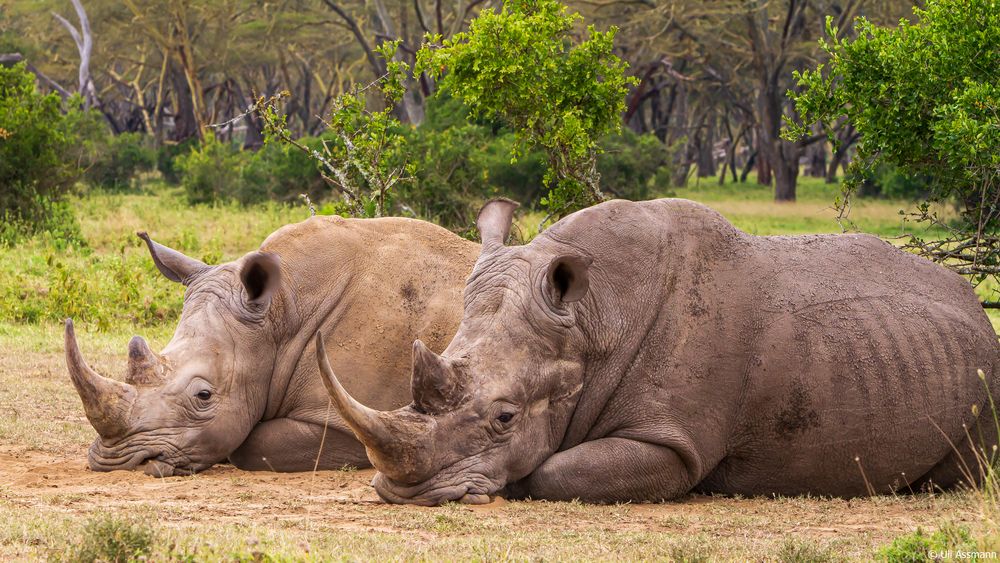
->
[316,199,592,504]
[66,233,282,476]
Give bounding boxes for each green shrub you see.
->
[176,133,249,204]
[241,137,326,205]
[597,129,673,201]
[0,62,93,244]
[787,0,1000,285]
[85,132,157,191]
[400,123,496,229]
[852,163,933,200]
[878,525,973,562]
[67,514,156,563]
[1,242,183,330]
[156,137,199,184]
[418,0,636,219]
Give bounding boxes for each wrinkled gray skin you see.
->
[319,198,1000,505]
[66,216,478,476]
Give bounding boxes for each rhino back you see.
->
[258,215,479,421]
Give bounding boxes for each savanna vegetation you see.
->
[2,0,999,559]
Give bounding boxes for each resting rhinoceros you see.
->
[317,198,1000,505]
[65,215,478,476]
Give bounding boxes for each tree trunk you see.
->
[805,125,827,177]
[169,65,199,142]
[773,151,799,201]
[53,0,99,109]
[696,115,716,178]
[740,149,757,183]
[826,124,858,183]
[757,147,772,186]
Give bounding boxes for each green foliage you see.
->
[877,525,973,562]
[0,62,91,245]
[241,138,326,204]
[84,132,157,191]
[260,41,412,218]
[67,514,156,563]
[597,129,673,201]
[400,121,498,228]
[417,0,636,219]
[175,133,248,204]
[1,240,181,330]
[852,162,933,200]
[157,138,199,184]
[169,133,327,205]
[786,0,1000,286]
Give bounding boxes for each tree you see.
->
[319,0,499,125]
[417,0,635,219]
[590,0,914,198]
[0,62,97,242]
[258,41,412,218]
[786,0,1000,293]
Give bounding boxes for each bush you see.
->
[399,94,546,229]
[175,133,249,204]
[156,137,199,184]
[84,132,157,191]
[0,62,92,244]
[417,0,635,218]
[788,0,1000,285]
[174,133,327,206]
[241,137,326,205]
[597,129,673,201]
[67,514,156,563]
[853,163,933,200]
[877,525,972,562]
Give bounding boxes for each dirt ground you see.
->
[0,444,981,561]
[0,324,987,561]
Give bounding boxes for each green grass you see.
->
[0,182,306,331]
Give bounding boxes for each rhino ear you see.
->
[476,198,519,250]
[137,232,209,285]
[240,251,282,307]
[411,340,464,414]
[546,254,592,306]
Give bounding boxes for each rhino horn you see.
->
[65,319,136,440]
[126,335,166,386]
[411,340,464,414]
[315,332,434,481]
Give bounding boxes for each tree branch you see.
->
[320,0,386,78]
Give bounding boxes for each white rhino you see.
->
[65,215,478,476]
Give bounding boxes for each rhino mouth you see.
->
[370,471,497,506]
[86,438,205,477]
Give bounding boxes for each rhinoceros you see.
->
[317,198,1000,505]
[65,215,478,476]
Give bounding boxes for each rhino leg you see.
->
[507,437,700,503]
[229,418,370,472]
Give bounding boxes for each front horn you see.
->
[314,331,434,482]
[65,319,136,440]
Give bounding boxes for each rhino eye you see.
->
[195,390,212,401]
[496,412,514,424]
